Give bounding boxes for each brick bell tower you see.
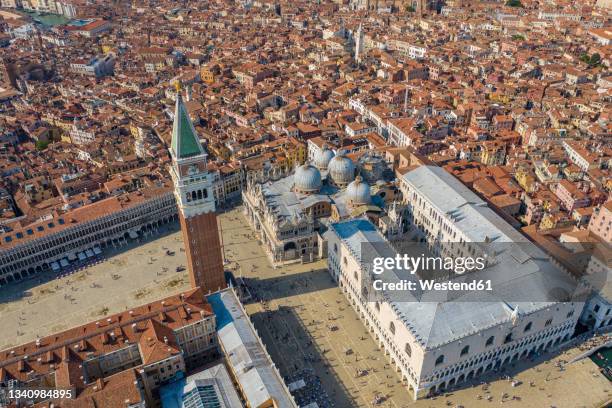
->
[169,83,225,293]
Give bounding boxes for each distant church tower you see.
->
[354,23,364,64]
[170,83,225,293]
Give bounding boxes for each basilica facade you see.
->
[242,147,398,265]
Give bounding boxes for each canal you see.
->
[591,346,612,381]
[17,10,70,26]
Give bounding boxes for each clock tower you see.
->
[169,85,225,293]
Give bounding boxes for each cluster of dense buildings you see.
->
[0,287,297,408]
[0,91,296,408]
[0,0,610,403]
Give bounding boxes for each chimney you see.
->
[163,336,168,344]
[96,378,104,391]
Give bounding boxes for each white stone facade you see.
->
[324,165,584,399]
[326,221,580,399]
[0,192,177,286]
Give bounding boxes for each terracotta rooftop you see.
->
[0,183,172,250]
[0,287,213,388]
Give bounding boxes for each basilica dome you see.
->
[328,151,355,187]
[294,164,322,194]
[346,176,371,206]
[314,145,335,170]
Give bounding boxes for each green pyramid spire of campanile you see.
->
[171,83,204,159]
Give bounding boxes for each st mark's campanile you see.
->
[169,84,225,293]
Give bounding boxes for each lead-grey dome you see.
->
[314,145,335,170]
[294,164,322,193]
[328,151,355,187]
[346,176,371,206]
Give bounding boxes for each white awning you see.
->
[78,252,86,261]
[93,246,102,255]
[85,249,94,258]
[129,231,139,239]
[51,262,60,271]
[60,259,69,267]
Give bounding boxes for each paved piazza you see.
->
[0,207,610,407]
[0,222,191,350]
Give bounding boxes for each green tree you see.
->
[35,140,49,150]
[580,53,602,66]
[406,5,416,12]
[579,53,591,64]
[506,0,523,7]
